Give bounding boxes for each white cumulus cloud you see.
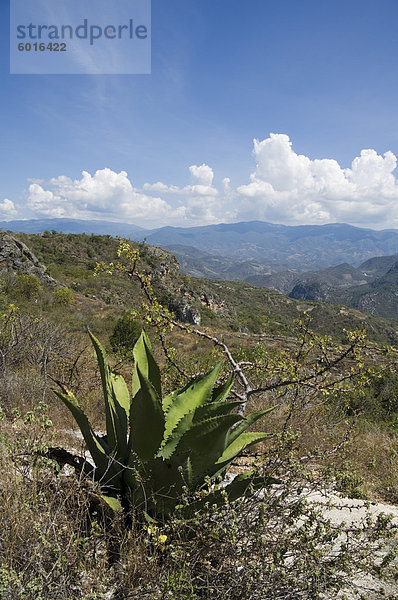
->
[143,181,180,194]
[189,164,214,186]
[27,168,171,224]
[236,133,398,228]
[19,134,398,229]
[0,199,18,220]
[142,164,226,224]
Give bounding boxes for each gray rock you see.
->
[0,231,59,287]
[170,301,201,325]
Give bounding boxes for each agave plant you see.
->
[55,331,277,517]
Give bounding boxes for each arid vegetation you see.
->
[0,233,397,599]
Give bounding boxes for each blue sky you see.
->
[1,0,398,229]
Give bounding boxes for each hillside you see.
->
[13,232,398,346]
[162,244,270,280]
[0,231,397,600]
[248,255,398,321]
[0,230,58,287]
[3,219,398,276]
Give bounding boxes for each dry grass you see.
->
[341,423,398,503]
[1,393,398,600]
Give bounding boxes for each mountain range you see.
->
[247,255,398,320]
[1,218,398,320]
[1,219,398,277]
[144,221,398,275]
[13,230,398,345]
[0,218,144,237]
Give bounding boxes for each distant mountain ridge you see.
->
[248,256,398,294]
[145,221,398,272]
[0,218,145,238]
[1,218,398,276]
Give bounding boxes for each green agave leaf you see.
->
[158,401,242,460]
[227,405,278,446]
[110,371,130,422]
[157,410,195,460]
[141,454,193,516]
[110,370,130,458]
[132,331,161,399]
[89,331,128,457]
[54,386,122,490]
[177,413,242,454]
[161,377,203,414]
[101,495,122,513]
[193,401,242,423]
[176,413,243,481]
[223,471,280,501]
[211,431,273,479]
[162,391,176,413]
[129,367,165,462]
[211,373,234,403]
[222,470,280,502]
[162,363,222,444]
[160,367,227,420]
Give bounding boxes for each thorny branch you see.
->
[97,241,374,419]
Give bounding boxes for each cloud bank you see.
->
[236,134,398,227]
[26,169,171,223]
[6,134,398,229]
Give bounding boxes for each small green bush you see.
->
[14,274,42,300]
[52,287,74,306]
[110,315,142,353]
[334,369,398,428]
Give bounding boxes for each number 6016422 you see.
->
[18,42,67,51]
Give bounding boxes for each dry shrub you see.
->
[341,424,398,503]
[1,407,397,600]
[0,411,116,600]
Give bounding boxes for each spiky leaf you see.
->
[162,391,175,413]
[157,410,195,460]
[110,370,130,457]
[222,471,280,501]
[89,331,128,456]
[193,401,242,423]
[177,413,242,480]
[54,385,122,490]
[227,405,278,446]
[129,368,165,462]
[162,363,222,444]
[211,432,273,478]
[132,331,161,398]
[211,373,234,403]
[159,400,242,460]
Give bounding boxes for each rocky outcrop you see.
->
[139,244,236,326]
[167,287,236,326]
[200,292,224,313]
[142,245,180,279]
[168,300,201,325]
[0,231,58,287]
[289,281,330,302]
